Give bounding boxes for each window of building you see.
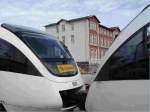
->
[71,35,75,44]
[106,40,108,47]
[92,34,94,44]
[99,28,102,33]
[90,48,94,58]
[101,49,103,57]
[109,32,111,36]
[100,28,102,34]
[90,22,96,30]
[62,36,65,44]
[104,38,106,47]
[93,35,97,45]
[103,29,105,34]
[96,35,98,44]
[89,34,92,44]
[0,38,42,76]
[94,24,96,30]
[62,24,65,32]
[108,40,110,47]
[90,34,94,44]
[107,40,109,47]
[100,37,103,46]
[104,29,106,35]
[103,29,105,35]
[106,30,108,36]
[96,49,98,59]
[99,49,101,58]
[93,34,95,43]
[111,32,113,37]
[93,49,95,58]
[107,31,110,36]
[94,49,97,59]
[97,37,99,45]
[103,38,105,47]
[95,26,149,81]
[56,26,59,33]
[91,48,97,59]
[108,31,110,36]
[89,34,91,43]
[98,36,100,45]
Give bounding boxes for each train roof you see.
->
[1,23,57,41]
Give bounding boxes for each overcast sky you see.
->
[0,0,149,30]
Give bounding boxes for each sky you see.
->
[0,0,149,30]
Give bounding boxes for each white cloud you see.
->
[0,0,149,30]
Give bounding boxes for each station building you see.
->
[45,15,120,73]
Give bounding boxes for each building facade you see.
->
[45,16,120,66]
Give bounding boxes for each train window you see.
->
[19,33,77,77]
[0,38,42,76]
[147,25,150,45]
[147,25,150,36]
[147,25,150,69]
[96,27,149,81]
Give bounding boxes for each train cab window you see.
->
[0,38,42,76]
[147,25,150,45]
[147,25,150,71]
[147,25,150,36]
[96,27,149,81]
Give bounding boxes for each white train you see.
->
[0,24,84,111]
[86,5,150,112]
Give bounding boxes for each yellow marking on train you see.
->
[57,64,75,73]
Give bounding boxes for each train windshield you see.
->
[1,23,78,76]
[19,32,78,76]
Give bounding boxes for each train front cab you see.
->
[86,5,150,112]
[0,24,84,111]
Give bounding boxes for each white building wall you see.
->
[45,26,58,39]
[45,19,89,63]
[68,20,89,63]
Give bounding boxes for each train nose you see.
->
[59,86,87,111]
